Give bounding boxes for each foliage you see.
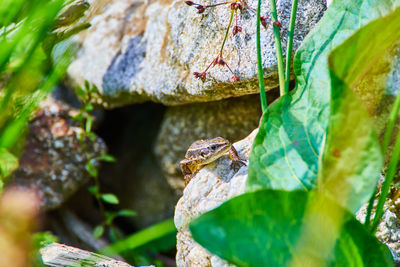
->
[0,148,18,190]
[0,0,89,188]
[246,0,399,193]
[100,218,177,265]
[32,231,59,249]
[189,0,400,265]
[190,189,393,266]
[0,0,95,265]
[73,82,136,239]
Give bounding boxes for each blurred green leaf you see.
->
[101,193,119,205]
[319,6,400,212]
[32,231,59,248]
[97,154,116,163]
[100,218,177,256]
[87,132,97,142]
[88,185,98,195]
[117,209,137,218]
[85,115,93,133]
[247,0,400,192]
[0,148,18,179]
[190,189,393,266]
[84,103,94,112]
[93,225,105,238]
[72,113,84,122]
[0,0,78,151]
[84,80,90,90]
[76,86,86,98]
[85,160,98,178]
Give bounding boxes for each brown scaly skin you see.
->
[180,137,246,185]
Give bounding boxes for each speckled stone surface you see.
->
[67,0,326,107]
[356,195,400,263]
[10,97,106,210]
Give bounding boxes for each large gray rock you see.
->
[67,0,326,107]
[10,97,106,210]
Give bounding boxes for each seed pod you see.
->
[231,75,240,83]
[196,5,205,13]
[233,25,242,36]
[184,0,195,6]
[216,58,225,66]
[230,2,242,10]
[273,20,282,28]
[193,72,207,82]
[260,16,269,29]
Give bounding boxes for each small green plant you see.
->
[73,81,137,240]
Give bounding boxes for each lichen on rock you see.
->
[10,96,106,210]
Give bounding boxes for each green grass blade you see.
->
[99,218,176,256]
[268,0,285,95]
[284,0,298,93]
[256,0,267,111]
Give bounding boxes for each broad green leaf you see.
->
[190,189,393,266]
[93,225,105,238]
[101,193,119,205]
[320,7,400,212]
[247,0,400,191]
[0,148,18,179]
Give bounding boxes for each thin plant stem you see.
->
[206,1,231,7]
[382,91,400,155]
[284,0,298,93]
[220,9,235,56]
[269,0,285,95]
[371,123,400,232]
[364,186,376,227]
[366,92,400,228]
[370,90,400,232]
[256,0,267,111]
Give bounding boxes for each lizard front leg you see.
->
[229,145,246,171]
[180,162,194,185]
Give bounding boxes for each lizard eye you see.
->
[210,145,217,150]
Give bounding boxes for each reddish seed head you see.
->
[193,72,207,82]
[231,75,240,83]
[273,20,282,28]
[232,25,242,36]
[196,5,205,13]
[260,16,269,29]
[230,2,242,10]
[216,58,225,66]
[184,0,195,6]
